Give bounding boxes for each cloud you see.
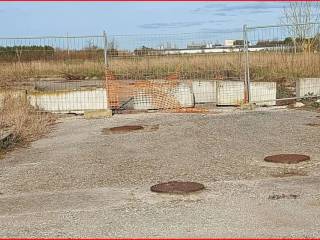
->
[199,27,242,33]
[247,10,274,14]
[210,3,285,12]
[207,19,231,24]
[139,19,230,30]
[139,21,206,29]
[192,2,286,15]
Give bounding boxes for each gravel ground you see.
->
[0,107,320,237]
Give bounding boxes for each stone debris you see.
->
[293,102,305,108]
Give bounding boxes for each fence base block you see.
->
[84,109,113,119]
[240,103,256,110]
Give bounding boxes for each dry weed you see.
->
[0,94,56,145]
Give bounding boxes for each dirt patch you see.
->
[268,193,300,200]
[150,181,205,194]
[264,154,310,164]
[102,124,159,135]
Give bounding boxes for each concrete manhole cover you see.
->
[306,123,320,127]
[264,154,310,164]
[150,181,205,194]
[110,125,144,132]
[103,125,144,134]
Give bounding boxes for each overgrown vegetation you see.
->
[300,97,320,112]
[0,46,54,62]
[0,95,56,148]
[0,51,319,87]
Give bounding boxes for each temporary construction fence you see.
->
[0,34,108,112]
[244,22,320,105]
[0,22,320,113]
[106,31,246,112]
[0,34,106,87]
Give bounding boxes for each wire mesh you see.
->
[2,24,319,114]
[0,35,108,112]
[106,30,245,111]
[245,22,320,104]
[0,35,105,87]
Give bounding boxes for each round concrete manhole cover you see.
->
[264,154,310,164]
[150,181,205,194]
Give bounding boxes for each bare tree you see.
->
[281,1,320,52]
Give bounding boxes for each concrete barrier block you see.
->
[296,78,320,98]
[250,82,277,106]
[216,81,244,105]
[133,91,155,110]
[172,83,194,107]
[192,80,216,103]
[28,88,108,113]
[133,83,194,110]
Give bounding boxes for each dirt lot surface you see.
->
[0,108,320,237]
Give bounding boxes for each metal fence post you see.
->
[243,24,251,103]
[103,31,108,67]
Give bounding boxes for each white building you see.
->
[224,40,235,47]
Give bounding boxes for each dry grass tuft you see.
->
[0,95,56,145]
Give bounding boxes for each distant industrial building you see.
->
[224,40,235,47]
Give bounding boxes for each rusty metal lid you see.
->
[264,154,310,164]
[150,181,205,194]
[105,125,144,134]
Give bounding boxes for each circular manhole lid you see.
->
[264,154,310,164]
[150,181,205,194]
[108,125,144,133]
[306,123,320,127]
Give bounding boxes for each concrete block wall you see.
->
[296,78,320,98]
[134,80,277,109]
[1,79,278,113]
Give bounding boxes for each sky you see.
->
[0,2,291,50]
[0,2,288,37]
